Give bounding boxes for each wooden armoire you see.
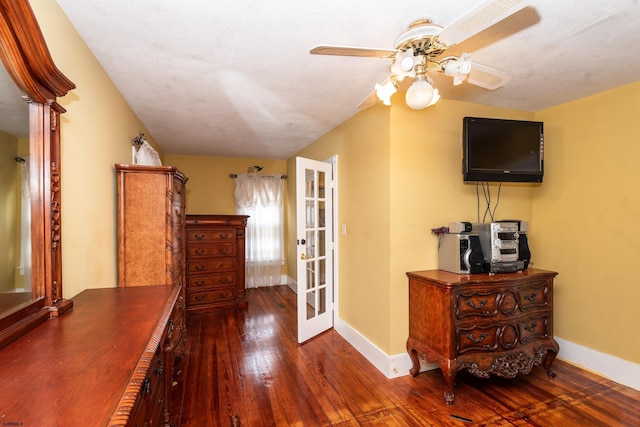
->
[115,164,188,355]
[114,163,189,425]
[115,164,188,288]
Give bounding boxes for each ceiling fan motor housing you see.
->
[394,19,447,58]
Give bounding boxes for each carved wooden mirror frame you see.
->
[0,0,75,348]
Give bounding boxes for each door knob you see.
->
[300,254,312,260]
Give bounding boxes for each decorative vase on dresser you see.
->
[406,268,559,405]
[185,214,249,314]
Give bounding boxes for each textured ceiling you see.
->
[44,1,640,159]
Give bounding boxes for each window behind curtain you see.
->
[234,174,284,288]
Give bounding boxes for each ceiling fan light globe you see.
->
[391,49,416,81]
[443,57,472,85]
[406,79,434,110]
[376,81,397,106]
[400,56,415,72]
[428,88,441,106]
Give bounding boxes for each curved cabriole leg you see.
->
[543,349,558,378]
[406,339,421,377]
[441,360,458,405]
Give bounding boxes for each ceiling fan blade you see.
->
[467,62,512,90]
[437,0,529,46]
[310,45,397,59]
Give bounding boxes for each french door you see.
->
[295,156,334,343]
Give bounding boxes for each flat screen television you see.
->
[462,117,544,183]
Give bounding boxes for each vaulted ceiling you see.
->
[52,0,640,159]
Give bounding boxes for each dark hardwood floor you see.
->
[172,286,640,426]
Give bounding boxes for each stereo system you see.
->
[438,233,484,274]
[438,220,531,274]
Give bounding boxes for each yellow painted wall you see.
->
[387,99,535,354]
[289,104,393,349]
[164,154,286,214]
[165,154,290,276]
[533,81,640,363]
[290,95,536,354]
[31,0,159,297]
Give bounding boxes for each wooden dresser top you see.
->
[406,268,558,288]
[0,285,175,427]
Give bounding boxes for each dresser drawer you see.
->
[519,314,551,344]
[456,289,501,319]
[188,288,235,306]
[141,349,166,422]
[456,324,500,354]
[517,281,550,311]
[187,273,235,288]
[456,284,545,321]
[187,243,235,258]
[187,228,236,242]
[456,314,549,354]
[128,391,149,427]
[187,258,235,274]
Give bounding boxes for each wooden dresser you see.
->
[406,269,559,404]
[0,285,182,427]
[115,164,188,288]
[185,214,249,313]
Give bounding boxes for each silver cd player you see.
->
[472,221,520,264]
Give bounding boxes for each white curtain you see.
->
[134,141,162,166]
[234,174,284,288]
[19,161,31,291]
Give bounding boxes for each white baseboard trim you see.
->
[334,317,437,379]
[282,278,640,390]
[284,275,296,293]
[334,320,640,390]
[555,336,640,391]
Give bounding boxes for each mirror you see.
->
[0,0,75,348]
[0,62,32,320]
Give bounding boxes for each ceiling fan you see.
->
[310,0,529,110]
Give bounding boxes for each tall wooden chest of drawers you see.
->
[115,164,188,289]
[115,164,188,360]
[185,214,249,313]
[406,269,559,405]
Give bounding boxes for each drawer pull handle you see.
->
[218,248,230,254]
[524,292,537,301]
[465,299,488,310]
[194,265,205,271]
[195,295,205,301]
[465,332,488,343]
[218,233,231,239]
[195,234,205,240]
[523,321,538,332]
[195,249,205,255]
[195,280,205,286]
